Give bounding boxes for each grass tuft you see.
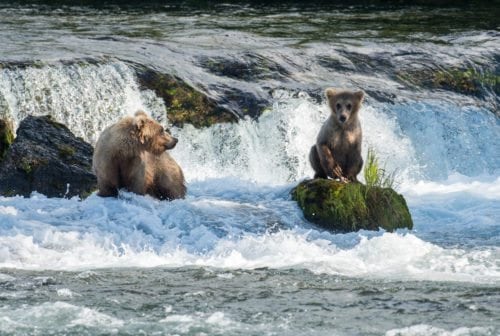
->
[364,148,397,189]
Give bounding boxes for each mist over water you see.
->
[0,2,499,335]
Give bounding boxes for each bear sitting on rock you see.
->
[92,110,186,200]
[309,88,364,182]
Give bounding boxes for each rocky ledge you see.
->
[0,115,96,198]
[292,179,413,232]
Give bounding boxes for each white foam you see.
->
[0,189,498,284]
[385,324,495,336]
[0,301,124,332]
[401,174,500,200]
[57,288,78,298]
[0,206,17,216]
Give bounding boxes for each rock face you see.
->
[291,179,413,232]
[0,115,96,198]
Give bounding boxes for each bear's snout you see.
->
[339,115,347,123]
[166,137,178,150]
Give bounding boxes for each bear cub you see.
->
[92,110,186,200]
[309,88,364,182]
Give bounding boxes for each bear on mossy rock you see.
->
[92,110,186,200]
[296,88,413,232]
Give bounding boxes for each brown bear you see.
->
[309,88,364,182]
[92,110,186,200]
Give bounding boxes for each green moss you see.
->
[20,158,33,175]
[291,179,412,232]
[137,70,235,128]
[79,188,96,200]
[57,144,76,159]
[397,67,499,96]
[45,115,67,130]
[19,158,48,177]
[0,119,14,160]
[433,68,500,94]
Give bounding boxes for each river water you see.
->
[0,2,499,335]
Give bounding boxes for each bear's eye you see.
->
[336,103,341,111]
[346,103,352,110]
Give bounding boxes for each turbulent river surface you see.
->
[0,1,499,335]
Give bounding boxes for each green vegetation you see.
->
[292,150,412,232]
[364,148,396,189]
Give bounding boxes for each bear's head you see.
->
[325,88,364,127]
[133,110,178,155]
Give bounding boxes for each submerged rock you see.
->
[291,179,413,232]
[0,115,96,198]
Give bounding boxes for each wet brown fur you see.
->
[309,88,364,182]
[92,110,186,200]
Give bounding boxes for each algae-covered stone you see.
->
[0,119,14,160]
[291,179,413,232]
[136,68,236,128]
[396,66,499,98]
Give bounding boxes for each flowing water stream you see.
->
[0,2,499,335]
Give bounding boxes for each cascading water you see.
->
[0,2,498,335]
[0,61,164,143]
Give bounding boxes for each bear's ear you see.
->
[133,115,148,144]
[325,88,338,101]
[354,90,365,103]
[134,116,146,131]
[135,110,147,117]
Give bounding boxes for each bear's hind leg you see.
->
[97,182,118,197]
[309,145,327,179]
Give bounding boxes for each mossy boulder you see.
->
[135,66,271,127]
[0,119,14,160]
[135,68,236,128]
[291,179,413,232]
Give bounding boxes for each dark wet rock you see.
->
[291,179,413,232]
[337,51,394,75]
[316,55,357,73]
[364,90,397,104]
[0,119,14,160]
[199,53,290,82]
[216,86,271,119]
[135,67,237,128]
[0,115,96,198]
